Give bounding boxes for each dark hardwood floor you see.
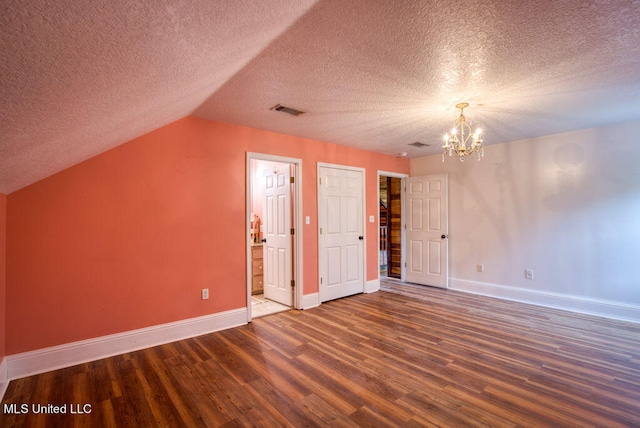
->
[2,279,640,427]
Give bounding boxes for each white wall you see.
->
[411,119,640,321]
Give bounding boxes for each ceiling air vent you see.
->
[408,141,430,148]
[270,104,306,116]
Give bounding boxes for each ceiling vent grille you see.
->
[408,141,430,148]
[270,104,306,116]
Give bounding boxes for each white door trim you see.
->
[317,162,366,301]
[246,153,303,320]
[377,171,408,283]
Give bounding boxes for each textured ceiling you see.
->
[2,0,640,194]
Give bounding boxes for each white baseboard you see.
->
[450,278,640,323]
[301,292,320,309]
[0,357,8,402]
[7,308,247,381]
[365,278,380,293]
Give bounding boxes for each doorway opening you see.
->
[378,172,407,282]
[246,153,303,321]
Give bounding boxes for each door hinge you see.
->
[320,227,322,234]
[291,228,295,235]
[319,178,322,185]
[291,279,295,288]
[320,277,323,284]
[290,176,294,184]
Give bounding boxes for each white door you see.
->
[263,166,293,306]
[405,174,448,288]
[318,165,364,302]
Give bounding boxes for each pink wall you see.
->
[0,193,6,360]
[6,117,408,354]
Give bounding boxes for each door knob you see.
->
[441,234,448,239]
[358,236,364,240]
[261,238,267,243]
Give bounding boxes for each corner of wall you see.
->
[365,278,380,293]
[301,292,320,310]
[0,193,7,400]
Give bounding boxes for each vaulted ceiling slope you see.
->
[2,0,640,194]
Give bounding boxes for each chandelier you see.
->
[442,102,484,161]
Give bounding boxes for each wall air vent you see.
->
[270,104,306,116]
[408,141,430,148]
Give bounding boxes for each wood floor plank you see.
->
[2,279,640,426]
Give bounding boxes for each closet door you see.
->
[318,165,365,302]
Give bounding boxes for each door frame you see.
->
[246,153,303,321]
[377,171,408,283]
[317,162,366,301]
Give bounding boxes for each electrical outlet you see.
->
[477,264,484,272]
[201,288,209,300]
[525,269,534,280]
